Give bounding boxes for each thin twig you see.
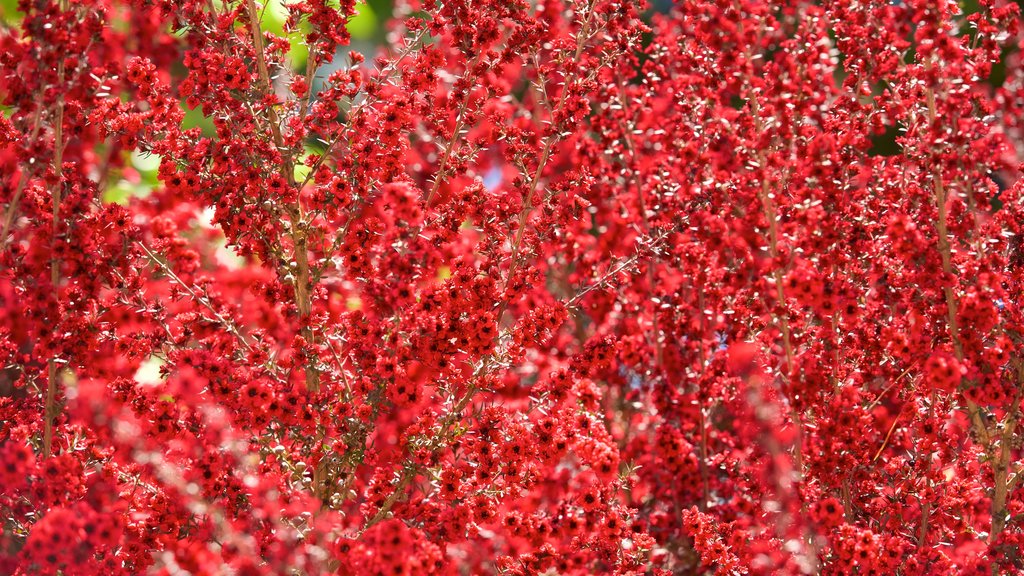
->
[43,43,67,459]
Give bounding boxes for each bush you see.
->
[1,0,1023,574]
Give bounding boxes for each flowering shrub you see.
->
[2,0,1024,573]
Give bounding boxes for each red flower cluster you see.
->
[2,0,1024,573]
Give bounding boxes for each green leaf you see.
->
[349,3,378,40]
[182,103,215,136]
[102,182,134,205]
[0,0,23,23]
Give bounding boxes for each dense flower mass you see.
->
[2,0,1024,573]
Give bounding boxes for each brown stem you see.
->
[745,56,817,568]
[614,74,662,368]
[43,48,67,459]
[1,107,44,245]
[298,49,318,122]
[933,172,987,445]
[992,365,1023,544]
[503,134,555,296]
[749,95,803,475]
[424,89,472,207]
[990,419,1015,541]
[245,0,319,392]
[138,243,254,352]
[841,479,854,523]
[504,9,593,297]
[919,500,931,546]
[697,289,711,511]
[363,385,478,530]
[873,411,902,463]
[698,405,710,511]
[2,173,29,248]
[923,82,1017,549]
[245,0,290,177]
